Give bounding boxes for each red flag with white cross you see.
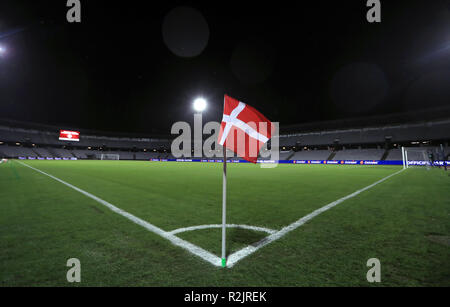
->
[217,95,273,163]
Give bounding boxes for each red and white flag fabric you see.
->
[218,95,274,163]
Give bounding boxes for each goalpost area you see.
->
[401,146,448,169]
[100,154,120,160]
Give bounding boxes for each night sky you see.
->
[0,0,450,134]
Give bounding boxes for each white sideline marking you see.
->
[169,224,277,235]
[226,168,405,267]
[17,161,222,267]
[18,161,404,268]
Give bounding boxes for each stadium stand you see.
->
[0,145,38,158]
[106,151,134,160]
[32,147,54,158]
[279,150,294,160]
[290,150,332,160]
[71,149,89,159]
[385,149,403,161]
[0,113,449,161]
[51,148,75,158]
[279,119,450,147]
[333,149,385,161]
[135,152,161,160]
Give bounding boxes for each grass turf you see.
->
[0,160,448,286]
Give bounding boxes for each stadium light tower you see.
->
[192,97,206,160]
[193,97,207,113]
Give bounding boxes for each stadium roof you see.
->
[0,1,449,133]
[1,105,449,139]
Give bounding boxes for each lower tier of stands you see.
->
[1,145,448,161]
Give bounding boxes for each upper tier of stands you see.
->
[278,119,450,147]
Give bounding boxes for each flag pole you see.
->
[221,144,227,267]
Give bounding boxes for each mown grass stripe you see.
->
[17,161,222,267]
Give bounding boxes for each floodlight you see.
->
[193,98,207,112]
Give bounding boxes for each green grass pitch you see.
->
[0,160,449,286]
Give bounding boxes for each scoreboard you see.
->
[59,130,80,141]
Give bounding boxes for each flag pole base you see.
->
[221,258,226,268]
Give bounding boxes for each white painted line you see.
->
[169,224,277,235]
[18,161,405,269]
[17,161,222,267]
[226,168,405,267]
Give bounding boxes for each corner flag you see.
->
[218,94,273,163]
[218,94,274,267]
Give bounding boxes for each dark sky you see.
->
[0,0,449,134]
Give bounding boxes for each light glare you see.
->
[193,98,207,112]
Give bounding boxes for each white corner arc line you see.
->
[225,168,405,267]
[17,161,222,267]
[169,224,277,235]
[18,161,405,269]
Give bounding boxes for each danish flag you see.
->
[218,95,274,163]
